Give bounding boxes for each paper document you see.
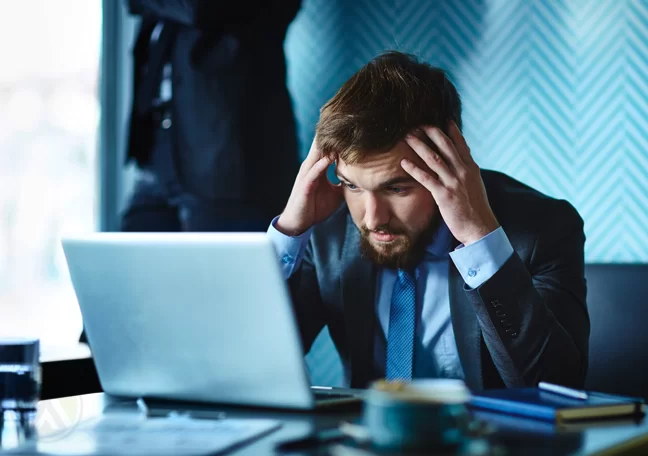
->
[8,414,281,456]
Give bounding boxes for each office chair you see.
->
[584,264,648,400]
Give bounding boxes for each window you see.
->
[0,1,102,345]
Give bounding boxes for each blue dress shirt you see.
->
[267,217,514,380]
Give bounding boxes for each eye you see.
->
[387,186,406,194]
[343,182,359,191]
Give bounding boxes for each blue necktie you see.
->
[385,268,417,381]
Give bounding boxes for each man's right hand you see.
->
[276,138,344,236]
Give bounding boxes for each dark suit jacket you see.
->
[125,0,301,217]
[289,170,590,391]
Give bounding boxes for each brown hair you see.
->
[316,51,462,164]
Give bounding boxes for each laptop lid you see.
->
[61,232,316,410]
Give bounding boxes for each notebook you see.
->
[469,388,645,423]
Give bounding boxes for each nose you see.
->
[364,193,390,231]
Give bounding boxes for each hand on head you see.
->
[402,122,500,246]
[276,137,344,236]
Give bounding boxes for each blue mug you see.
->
[362,379,471,451]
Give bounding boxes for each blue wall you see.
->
[284,0,648,385]
[286,0,648,263]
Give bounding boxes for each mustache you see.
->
[360,225,406,236]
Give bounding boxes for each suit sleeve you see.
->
[266,218,326,353]
[286,241,328,354]
[464,201,589,388]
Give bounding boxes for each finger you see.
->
[400,158,443,195]
[404,133,454,184]
[304,155,333,184]
[422,125,467,173]
[301,135,325,170]
[447,121,474,165]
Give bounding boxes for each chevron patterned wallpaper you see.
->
[285,0,648,385]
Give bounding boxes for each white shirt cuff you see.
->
[267,216,313,279]
[449,227,514,289]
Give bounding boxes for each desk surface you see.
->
[2,393,648,455]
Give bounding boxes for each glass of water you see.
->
[0,339,41,411]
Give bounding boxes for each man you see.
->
[268,51,589,391]
[122,0,301,231]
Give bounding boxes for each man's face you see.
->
[336,140,440,269]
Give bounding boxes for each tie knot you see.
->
[397,268,416,283]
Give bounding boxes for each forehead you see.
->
[336,140,425,184]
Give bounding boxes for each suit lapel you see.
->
[449,261,483,391]
[340,216,377,388]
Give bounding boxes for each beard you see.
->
[359,217,441,270]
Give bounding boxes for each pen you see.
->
[538,382,588,400]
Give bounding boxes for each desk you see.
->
[1,393,647,455]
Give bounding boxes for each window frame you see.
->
[99,0,136,232]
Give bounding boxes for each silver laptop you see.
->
[61,232,360,410]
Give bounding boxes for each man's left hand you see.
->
[402,122,500,246]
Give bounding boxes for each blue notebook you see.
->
[470,388,645,423]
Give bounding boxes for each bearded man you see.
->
[267,51,589,391]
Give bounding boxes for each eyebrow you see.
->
[378,176,417,187]
[336,171,416,188]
